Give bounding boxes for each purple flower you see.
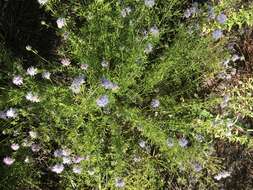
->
[3,157,15,166]
[51,164,64,174]
[61,58,71,66]
[11,143,20,151]
[54,149,63,157]
[101,78,118,90]
[212,29,223,40]
[56,18,66,28]
[178,137,188,148]
[42,71,51,79]
[31,144,41,152]
[6,108,17,118]
[144,43,153,54]
[72,165,82,174]
[62,156,72,164]
[115,178,125,188]
[26,92,40,103]
[184,9,192,18]
[12,75,23,86]
[151,99,160,108]
[193,162,202,172]
[27,67,38,76]
[217,13,227,24]
[96,95,109,107]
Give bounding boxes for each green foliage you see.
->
[1,0,253,190]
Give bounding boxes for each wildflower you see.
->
[101,78,114,89]
[26,66,38,76]
[217,13,227,24]
[167,137,174,147]
[150,25,159,37]
[212,29,223,41]
[72,156,85,163]
[144,0,155,8]
[11,143,20,151]
[101,59,109,68]
[121,7,132,17]
[207,6,215,20]
[42,71,51,80]
[72,165,82,174]
[214,171,231,180]
[139,140,146,148]
[80,63,89,70]
[115,178,125,188]
[6,108,17,118]
[26,92,40,103]
[3,157,15,166]
[63,156,72,164]
[12,75,23,86]
[144,43,153,54]
[51,164,64,174]
[193,162,202,172]
[178,137,188,148]
[70,76,85,93]
[61,58,71,66]
[56,18,66,29]
[195,134,204,142]
[54,149,63,157]
[38,0,48,5]
[31,144,41,152]
[62,148,71,157]
[26,45,32,51]
[151,98,160,108]
[96,95,109,107]
[29,131,38,139]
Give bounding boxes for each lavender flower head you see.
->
[96,95,109,107]
[178,137,188,148]
[70,76,85,93]
[56,18,66,29]
[61,58,71,66]
[72,165,82,174]
[101,78,118,90]
[212,29,223,41]
[54,149,63,157]
[6,108,17,118]
[193,162,202,172]
[27,66,38,76]
[31,144,41,152]
[12,75,23,86]
[144,0,155,8]
[151,98,160,108]
[3,157,15,166]
[11,143,20,151]
[51,164,64,174]
[26,92,40,103]
[115,178,125,188]
[217,13,227,24]
[42,71,51,80]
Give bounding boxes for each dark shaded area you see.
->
[0,0,59,66]
[215,140,253,190]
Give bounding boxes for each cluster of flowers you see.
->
[50,148,88,174]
